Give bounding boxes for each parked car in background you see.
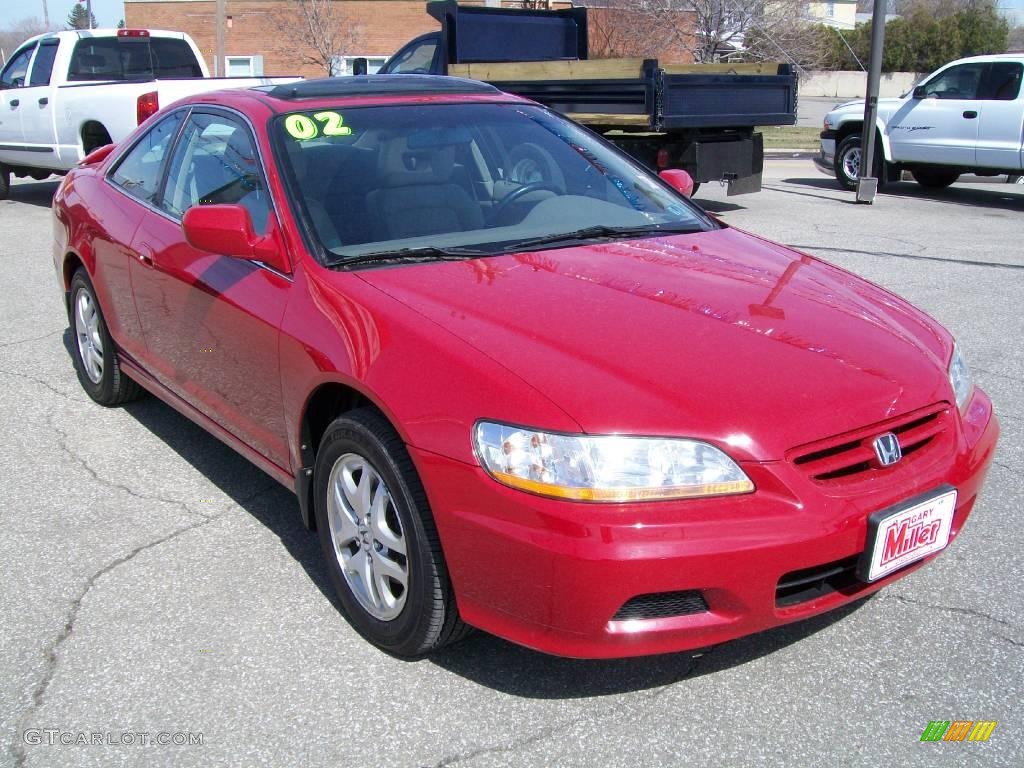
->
[0,28,297,198]
[367,1,798,197]
[52,77,997,659]
[817,54,1024,190]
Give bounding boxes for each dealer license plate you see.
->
[858,486,957,582]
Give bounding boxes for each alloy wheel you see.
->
[327,453,409,621]
[74,290,104,384]
[842,146,861,182]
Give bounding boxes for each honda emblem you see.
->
[873,432,902,466]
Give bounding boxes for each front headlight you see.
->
[473,421,754,502]
[949,342,974,411]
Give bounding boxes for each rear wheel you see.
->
[69,269,141,405]
[82,123,113,155]
[0,164,9,200]
[911,169,960,189]
[313,407,470,656]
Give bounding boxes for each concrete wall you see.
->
[800,70,922,99]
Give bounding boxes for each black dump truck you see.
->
[360,1,797,195]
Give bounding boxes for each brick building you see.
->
[124,0,441,77]
[124,0,698,78]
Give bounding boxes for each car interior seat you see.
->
[366,134,484,241]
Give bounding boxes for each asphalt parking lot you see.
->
[1,160,1021,768]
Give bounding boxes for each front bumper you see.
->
[816,130,837,177]
[414,390,998,658]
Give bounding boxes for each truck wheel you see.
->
[834,135,870,192]
[82,123,113,155]
[0,164,9,200]
[911,169,959,189]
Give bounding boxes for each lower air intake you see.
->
[612,590,709,621]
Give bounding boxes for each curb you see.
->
[764,149,817,159]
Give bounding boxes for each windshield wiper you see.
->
[501,224,704,252]
[329,246,491,270]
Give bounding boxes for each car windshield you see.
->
[273,103,712,264]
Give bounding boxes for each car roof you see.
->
[188,75,530,114]
[262,75,500,101]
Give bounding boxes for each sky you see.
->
[17,0,127,29]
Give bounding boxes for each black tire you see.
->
[911,169,960,189]
[0,164,9,200]
[833,134,877,192]
[313,407,470,657]
[68,269,142,406]
[82,123,113,156]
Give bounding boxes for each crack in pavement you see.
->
[0,328,64,350]
[973,366,1024,385]
[9,514,222,768]
[428,655,707,767]
[787,244,1024,272]
[47,411,218,522]
[0,368,83,404]
[881,594,1023,649]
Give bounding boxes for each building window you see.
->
[826,2,835,17]
[330,55,389,77]
[225,55,263,77]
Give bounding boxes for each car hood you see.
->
[357,228,953,461]
[829,97,905,122]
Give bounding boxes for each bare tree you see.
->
[584,1,694,61]
[582,0,826,68]
[274,0,366,75]
[0,17,52,63]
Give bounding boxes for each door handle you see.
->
[38,97,48,106]
[134,244,154,267]
[9,99,19,107]
[962,110,978,119]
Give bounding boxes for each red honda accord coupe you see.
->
[52,77,998,658]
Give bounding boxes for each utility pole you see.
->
[856,0,888,204]
[42,0,50,29]
[86,0,93,29]
[215,0,226,77]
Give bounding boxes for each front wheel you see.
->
[0,164,9,200]
[911,169,960,189]
[68,269,141,405]
[834,135,869,192]
[313,408,469,656]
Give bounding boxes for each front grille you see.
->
[776,556,860,607]
[788,403,952,485]
[612,590,709,621]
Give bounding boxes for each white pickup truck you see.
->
[817,54,1024,191]
[0,28,296,198]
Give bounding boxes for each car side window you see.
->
[28,41,60,87]
[922,63,986,100]
[384,39,437,74]
[160,112,270,235]
[110,111,186,203]
[0,44,37,89]
[982,62,1023,101]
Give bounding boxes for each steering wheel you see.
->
[488,182,560,225]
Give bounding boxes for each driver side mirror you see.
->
[659,169,695,198]
[912,85,927,99]
[352,58,368,77]
[182,204,289,273]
